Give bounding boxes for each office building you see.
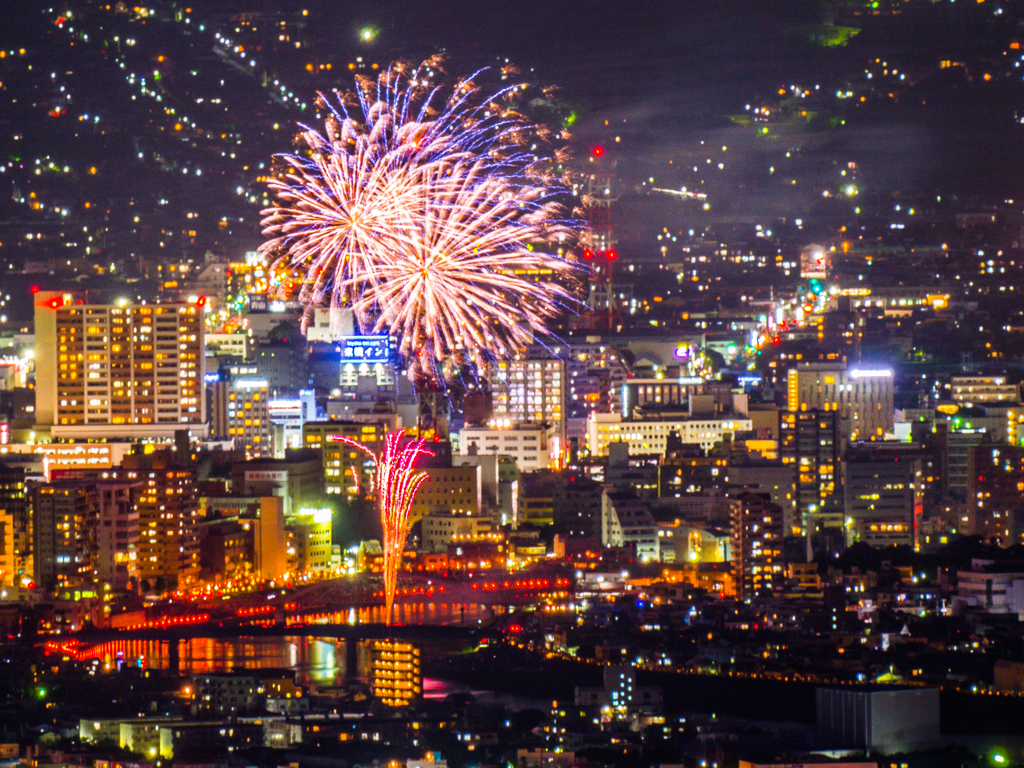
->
[286,507,333,573]
[303,420,386,497]
[787,363,893,441]
[956,562,1024,617]
[939,424,987,501]
[370,640,422,707]
[844,457,922,548]
[338,334,398,393]
[420,509,495,553]
[408,465,482,525]
[207,376,271,458]
[732,492,784,599]
[231,451,325,513]
[458,422,553,471]
[950,376,1019,406]
[587,412,752,456]
[601,489,658,561]
[34,292,207,439]
[268,390,317,455]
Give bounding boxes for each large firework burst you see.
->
[260,57,585,382]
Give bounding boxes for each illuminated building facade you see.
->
[303,420,386,496]
[370,640,422,707]
[458,422,553,471]
[786,363,893,442]
[32,482,98,591]
[950,376,1020,406]
[231,452,325,514]
[0,465,29,579]
[0,509,13,588]
[286,507,333,572]
[34,292,207,439]
[421,509,494,553]
[207,376,271,458]
[408,465,482,526]
[732,492,784,600]
[969,446,1024,546]
[780,410,840,534]
[116,449,200,590]
[489,357,566,440]
[587,412,752,456]
[338,335,397,393]
[95,481,140,590]
[844,458,922,548]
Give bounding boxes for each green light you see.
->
[360,27,376,42]
[35,686,46,699]
[993,756,1005,764]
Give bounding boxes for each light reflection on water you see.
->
[79,603,491,685]
[89,637,343,683]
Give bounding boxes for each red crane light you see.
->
[31,285,39,294]
[592,145,605,157]
[605,249,618,261]
[582,248,594,260]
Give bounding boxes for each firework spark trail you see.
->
[260,58,586,383]
[334,433,432,625]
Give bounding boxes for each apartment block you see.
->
[35,292,207,439]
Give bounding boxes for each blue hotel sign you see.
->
[342,335,392,364]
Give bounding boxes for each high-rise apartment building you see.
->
[786,362,893,442]
[780,410,840,535]
[35,292,207,439]
[731,492,784,600]
[33,482,99,591]
[96,449,200,591]
[369,640,422,707]
[489,357,566,440]
[208,376,271,458]
[95,481,140,590]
